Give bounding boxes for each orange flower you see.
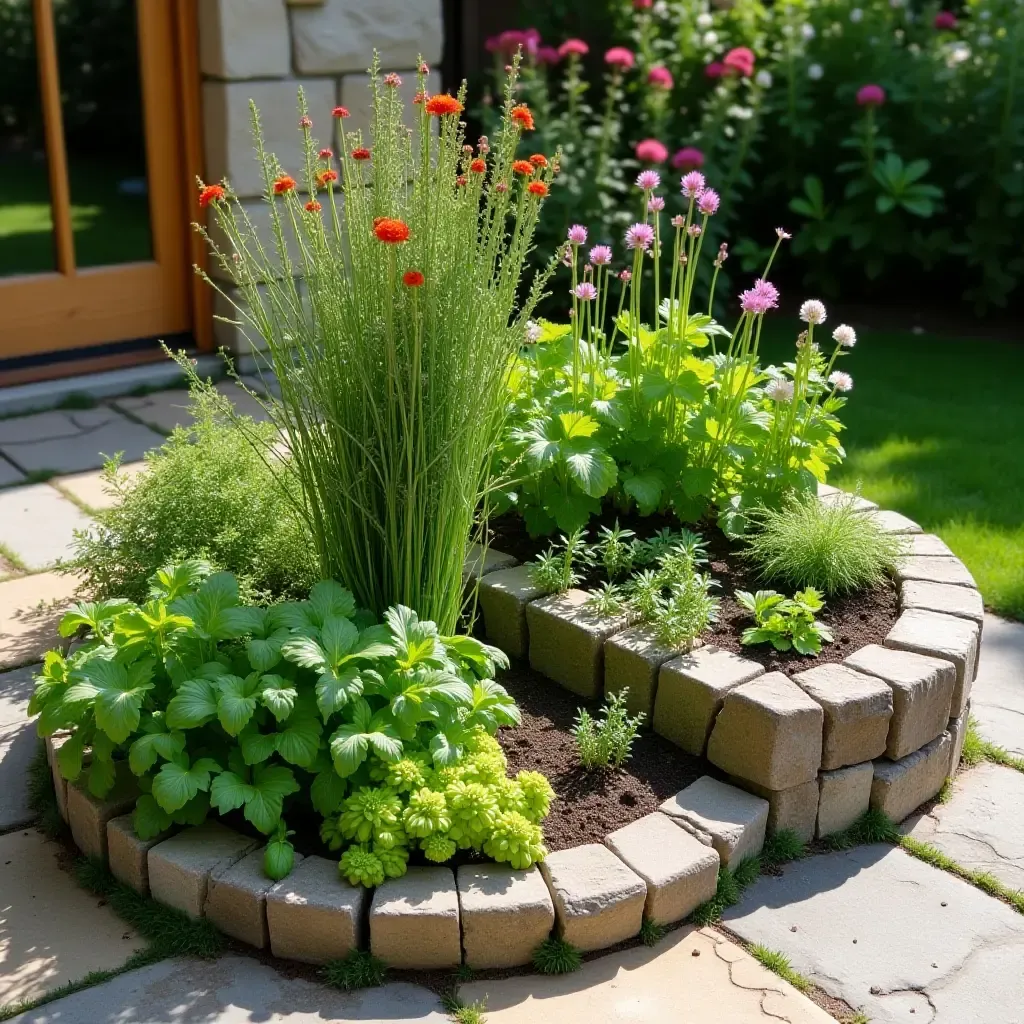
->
[512,160,535,176]
[351,148,371,161]
[425,94,464,117]
[317,169,339,186]
[527,180,549,198]
[470,158,486,174]
[374,217,410,243]
[332,106,350,118]
[198,183,225,208]
[273,174,296,194]
[511,104,535,131]
[403,269,425,287]
[305,200,322,213]
[529,154,549,168]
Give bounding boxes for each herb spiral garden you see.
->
[33,52,980,975]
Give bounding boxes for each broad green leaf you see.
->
[133,794,173,840]
[274,703,323,768]
[259,675,298,722]
[564,444,617,498]
[321,616,359,666]
[558,411,599,440]
[165,679,219,729]
[59,600,133,638]
[215,675,259,736]
[240,728,279,765]
[151,757,220,813]
[385,606,442,669]
[311,768,347,816]
[87,756,116,798]
[68,657,155,744]
[622,470,664,515]
[246,628,290,672]
[173,790,211,826]
[280,636,328,673]
[244,764,300,834]
[148,559,212,601]
[209,770,253,814]
[328,698,399,775]
[128,726,186,776]
[315,666,364,720]
[308,581,356,626]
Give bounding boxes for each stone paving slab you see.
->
[459,925,834,1023]
[0,485,93,571]
[0,572,82,671]
[0,457,25,488]
[0,829,141,1006]
[111,380,271,435]
[52,461,147,513]
[723,843,1024,1024]
[0,407,163,475]
[4,954,449,1023]
[0,665,38,830]
[972,614,1024,758]
[905,762,1024,892]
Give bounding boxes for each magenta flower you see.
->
[619,269,633,281]
[573,282,598,301]
[705,61,725,79]
[723,46,755,77]
[697,188,720,216]
[672,146,705,170]
[934,10,957,29]
[648,196,666,212]
[536,45,561,64]
[625,222,656,251]
[633,0,652,8]
[680,171,707,198]
[383,72,402,87]
[589,245,613,265]
[647,65,674,90]
[636,169,661,190]
[635,138,668,163]
[605,46,635,69]
[739,278,780,314]
[856,83,886,107]
[567,224,589,245]
[558,38,589,58]
[671,214,685,228]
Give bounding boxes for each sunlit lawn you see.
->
[764,322,1024,621]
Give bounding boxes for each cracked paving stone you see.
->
[0,484,93,570]
[971,614,1024,759]
[906,762,1024,892]
[723,844,1024,1024]
[111,380,271,435]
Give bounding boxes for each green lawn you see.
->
[764,323,1024,621]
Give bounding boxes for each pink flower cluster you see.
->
[605,46,635,69]
[934,10,958,29]
[740,279,780,315]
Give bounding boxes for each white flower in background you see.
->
[946,42,971,66]
[802,23,816,39]
[980,8,991,17]
[767,379,796,402]
[703,30,719,46]
[850,7,864,22]
[697,12,714,29]
[727,104,754,120]
[828,371,854,392]
[782,23,794,36]
[799,299,827,324]
[808,62,824,79]
[653,0,669,14]
[525,320,542,344]
[755,69,773,87]
[979,32,993,45]
[832,324,857,347]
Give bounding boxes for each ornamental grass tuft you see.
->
[532,936,583,975]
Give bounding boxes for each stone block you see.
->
[526,590,633,699]
[660,776,769,867]
[267,855,367,964]
[67,762,138,861]
[603,624,683,719]
[539,843,646,952]
[906,534,955,558]
[370,866,461,969]
[845,643,955,760]
[870,732,953,823]
[457,865,554,969]
[884,609,980,717]
[895,555,976,589]
[870,509,922,534]
[900,580,985,627]
[203,78,337,199]
[793,663,893,770]
[198,0,291,79]
[947,700,971,776]
[604,813,720,925]
[107,814,174,895]
[291,0,443,74]
[819,490,877,512]
[463,542,518,584]
[736,778,819,844]
[476,565,546,660]
[47,733,71,822]
[148,822,260,919]
[707,672,824,790]
[817,762,873,837]
[652,646,765,756]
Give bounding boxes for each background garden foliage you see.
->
[481,0,1024,310]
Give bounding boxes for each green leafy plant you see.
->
[737,588,834,656]
[594,522,637,579]
[527,528,592,595]
[571,689,644,770]
[743,491,906,596]
[639,917,667,947]
[761,829,806,869]
[585,581,627,617]
[320,949,388,991]
[749,944,812,993]
[532,936,583,975]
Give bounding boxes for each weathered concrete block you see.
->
[526,590,633,699]
[198,0,291,79]
[817,762,873,837]
[660,776,769,867]
[457,865,554,969]
[107,814,174,895]
[895,555,976,589]
[604,813,719,925]
[900,580,985,627]
[819,490,877,512]
[67,762,138,861]
[266,854,367,964]
[148,821,260,919]
[208,199,307,283]
[46,733,72,823]
[477,565,546,660]
[291,0,443,74]
[905,534,955,558]
[736,778,819,844]
[604,624,682,719]
[653,646,764,756]
[871,732,953,823]
[707,673,824,790]
[793,663,893,770]
[947,700,971,776]
[462,542,518,585]
[845,643,955,760]
[370,866,461,969]
[207,847,304,949]
[884,609,980,717]
[870,509,922,534]
[539,843,646,952]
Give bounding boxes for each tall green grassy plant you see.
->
[201,55,557,633]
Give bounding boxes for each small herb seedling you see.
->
[572,689,645,770]
[736,587,834,655]
[528,528,592,595]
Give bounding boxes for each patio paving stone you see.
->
[971,613,1024,758]
[52,462,147,513]
[0,457,25,488]
[0,665,38,830]
[0,485,93,570]
[111,380,270,434]
[0,571,81,671]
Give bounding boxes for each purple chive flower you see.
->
[636,169,661,191]
[687,224,702,238]
[648,195,666,212]
[696,188,720,215]
[567,224,589,245]
[671,214,685,228]
[681,171,706,198]
[589,244,613,265]
[619,269,632,281]
[739,278,780,314]
[625,222,656,251]
[573,282,598,300]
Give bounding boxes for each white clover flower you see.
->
[850,7,863,22]
[703,30,719,46]
[832,324,857,347]
[799,299,827,325]
[755,69,773,87]
[727,104,754,120]
[801,23,816,39]
[525,320,542,344]
[828,371,853,392]
[767,379,796,402]
[696,12,714,29]
[808,62,824,80]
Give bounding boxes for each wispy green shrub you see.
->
[572,689,644,770]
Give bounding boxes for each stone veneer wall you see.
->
[196,0,444,358]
